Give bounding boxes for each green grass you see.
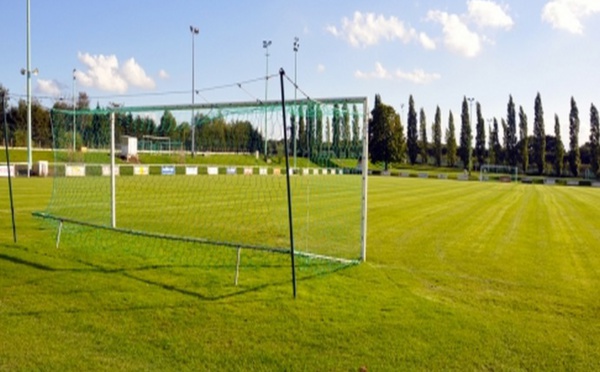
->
[2,176,600,370]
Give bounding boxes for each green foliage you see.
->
[590,104,600,176]
[445,111,457,167]
[519,106,529,173]
[569,97,581,177]
[369,94,403,170]
[506,95,518,167]
[419,108,428,165]
[554,115,565,177]
[533,93,546,174]
[407,95,419,165]
[474,103,486,170]
[459,97,472,172]
[432,106,443,167]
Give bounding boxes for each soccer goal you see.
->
[479,164,519,182]
[34,80,368,294]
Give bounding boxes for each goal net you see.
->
[34,88,368,295]
[479,164,519,182]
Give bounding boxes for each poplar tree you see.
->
[569,97,580,177]
[432,106,442,167]
[459,97,473,172]
[419,108,428,165]
[446,111,457,167]
[533,93,546,174]
[506,95,518,167]
[519,106,529,173]
[407,95,419,165]
[590,103,600,176]
[474,102,486,169]
[554,114,565,177]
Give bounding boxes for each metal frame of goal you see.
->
[479,164,519,182]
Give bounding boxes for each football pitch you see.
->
[1,176,600,370]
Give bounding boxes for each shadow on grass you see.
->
[0,247,357,314]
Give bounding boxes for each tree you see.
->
[569,97,580,177]
[316,104,323,154]
[352,104,360,154]
[554,114,565,177]
[332,103,341,157]
[432,106,443,167]
[533,93,546,174]
[488,118,501,165]
[157,110,177,138]
[459,96,472,172]
[506,95,518,167]
[369,94,403,170]
[474,102,486,169]
[501,118,508,164]
[407,95,419,165]
[446,111,457,167]
[518,106,529,173]
[419,108,428,165]
[298,105,306,156]
[590,104,600,176]
[341,102,351,157]
[306,102,316,156]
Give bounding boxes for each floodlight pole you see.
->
[263,40,272,161]
[72,69,76,152]
[190,25,199,158]
[26,0,32,177]
[293,37,299,170]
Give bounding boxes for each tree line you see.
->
[369,93,600,178]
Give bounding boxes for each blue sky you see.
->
[2,0,600,143]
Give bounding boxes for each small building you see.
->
[121,136,138,159]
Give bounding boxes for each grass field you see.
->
[1,176,600,370]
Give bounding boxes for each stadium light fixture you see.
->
[190,25,199,158]
[263,40,272,160]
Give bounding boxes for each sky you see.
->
[2,0,600,143]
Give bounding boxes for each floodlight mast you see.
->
[293,37,300,169]
[190,25,199,157]
[73,69,77,152]
[263,40,272,160]
[25,0,33,177]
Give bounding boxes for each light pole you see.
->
[263,40,272,160]
[190,25,199,158]
[293,37,299,169]
[72,68,76,152]
[24,0,34,177]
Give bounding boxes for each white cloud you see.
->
[355,62,392,80]
[36,79,62,97]
[355,63,440,84]
[468,0,514,29]
[75,52,156,93]
[542,0,600,34]
[395,68,441,84]
[427,10,482,58]
[317,64,326,73]
[327,11,435,50]
[158,69,170,79]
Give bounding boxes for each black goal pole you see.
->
[2,91,17,243]
[279,68,297,298]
